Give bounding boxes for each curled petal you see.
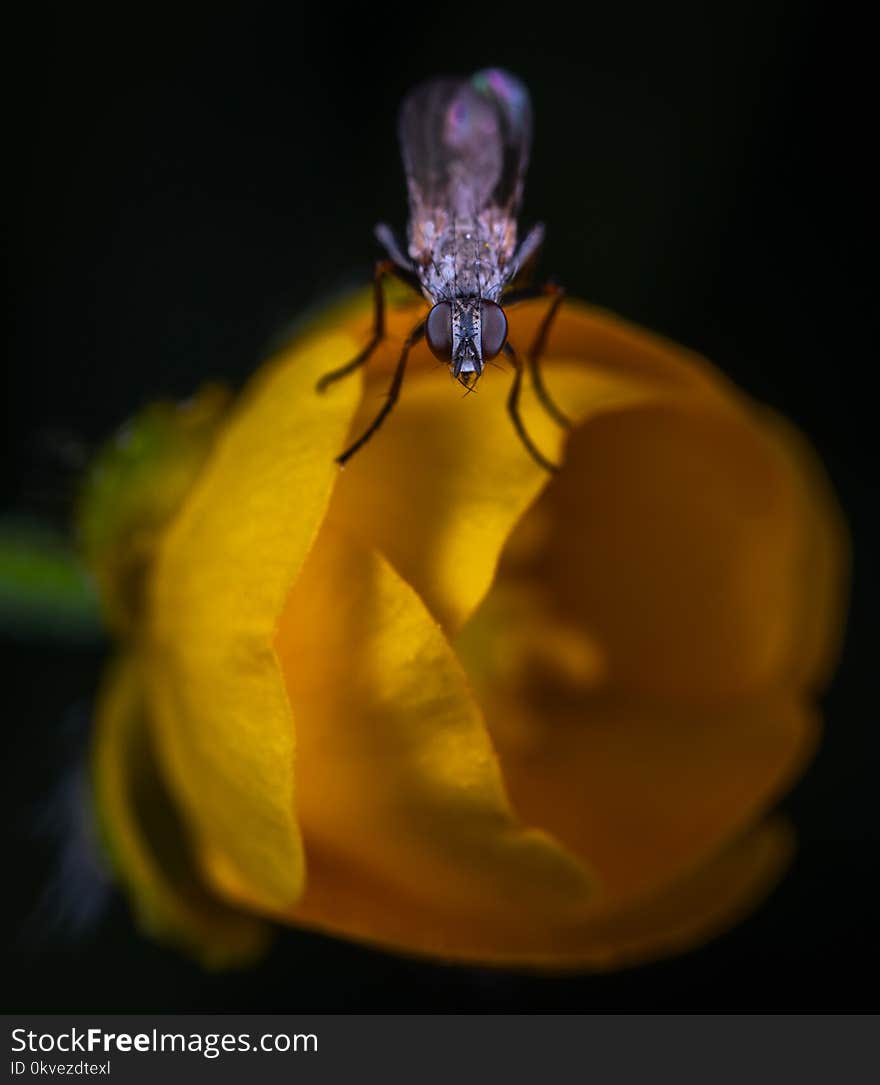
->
[147,330,362,912]
[275,525,597,954]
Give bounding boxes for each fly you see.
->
[317,68,570,471]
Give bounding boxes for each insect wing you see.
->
[470,68,533,214]
[398,69,533,223]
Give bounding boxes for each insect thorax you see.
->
[410,211,518,305]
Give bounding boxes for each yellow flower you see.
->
[83,291,847,969]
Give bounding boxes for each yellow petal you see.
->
[92,654,270,967]
[146,329,362,912]
[326,299,728,635]
[274,524,597,950]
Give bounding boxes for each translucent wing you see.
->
[398,68,533,223]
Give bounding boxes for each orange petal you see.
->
[477,685,816,902]
[495,398,842,701]
[146,329,362,912]
[548,818,793,971]
[92,654,270,967]
[760,411,849,691]
[504,298,734,399]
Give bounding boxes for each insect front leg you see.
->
[502,341,559,474]
[335,318,426,466]
[315,260,419,393]
[503,281,571,430]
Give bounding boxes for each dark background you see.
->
[3,2,875,1011]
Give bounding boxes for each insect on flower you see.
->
[317,68,570,471]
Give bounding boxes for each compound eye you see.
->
[426,302,453,362]
[480,300,508,360]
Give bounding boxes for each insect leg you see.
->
[504,281,571,429]
[316,260,417,393]
[335,319,426,466]
[503,282,571,428]
[528,282,571,429]
[502,342,559,474]
[500,283,547,307]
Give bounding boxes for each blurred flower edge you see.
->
[83,291,848,971]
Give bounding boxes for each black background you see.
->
[3,2,876,1011]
